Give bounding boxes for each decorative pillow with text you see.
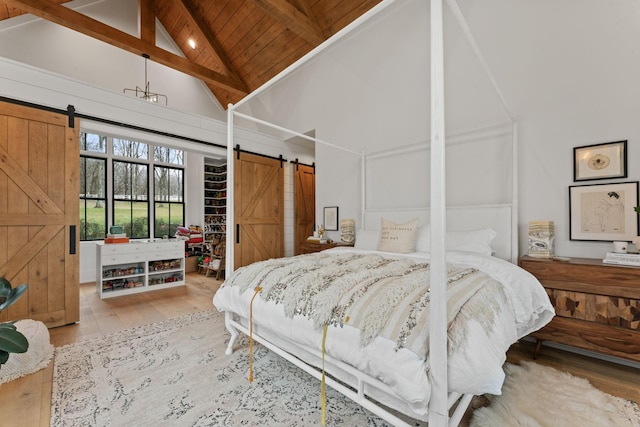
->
[377,217,419,253]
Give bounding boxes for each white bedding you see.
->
[212,247,554,419]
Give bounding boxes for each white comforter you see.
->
[212,248,554,419]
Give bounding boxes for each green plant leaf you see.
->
[0,328,28,354]
[0,350,8,365]
[0,279,28,311]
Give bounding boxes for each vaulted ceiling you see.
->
[0,0,380,108]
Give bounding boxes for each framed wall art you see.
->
[323,206,339,231]
[573,140,627,181]
[569,181,638,241]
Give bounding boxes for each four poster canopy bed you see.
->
[213,1,554,426]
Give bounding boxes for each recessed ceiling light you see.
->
[188,38,196,49]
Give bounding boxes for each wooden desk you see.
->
[299,241,354,254]
[519,255,640,362]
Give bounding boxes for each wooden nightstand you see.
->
[299,241,354,254]
[519,255,640,362]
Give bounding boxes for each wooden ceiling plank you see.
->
[233,21,282,83]
[217,2,264,52]
[256,36,309,82]
[249,0,324,46]
[4,0,248,95]
[139,0,155,44]
[176,0,245,86]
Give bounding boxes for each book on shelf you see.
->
[104,237,130,244]
[527,251,554,258]
[106,233,127,239]
[306,236,327,244]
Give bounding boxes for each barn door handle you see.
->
[69,225,76,254]
[236,224,240,244]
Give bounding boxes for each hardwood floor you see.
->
[0,273,223,427]
[1,272,638,427]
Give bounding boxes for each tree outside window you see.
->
[80,156,106,240]
[154,146,184,165]
[113,161,149,239]
[154,166,184,238]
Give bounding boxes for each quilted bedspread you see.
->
[213,248,554,419]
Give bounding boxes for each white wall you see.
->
[237,0,640,259]
[4,0,640,264]
[0,0,225,121]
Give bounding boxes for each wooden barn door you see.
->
[294,163,315,255]
[0,101,79,327]
[234,152,284,269]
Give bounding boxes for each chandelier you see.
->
[123,54,168,105]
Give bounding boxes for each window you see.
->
[79,156,106,240]
[154,166,184,238]
[81,132,107,153]
[113,161,149,239]
[79,131,185,241]
[154,146,184,165]
[113,138,148,159]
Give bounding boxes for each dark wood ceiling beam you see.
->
[4,0,248,95]
[139,0,155,44]
[249,0,325,46]
[288,0,328,39]
[176,0,245,85]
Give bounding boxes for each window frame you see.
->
[112,159,150,239]
[79,130,186,242]
[153,164,185,239]
[79,154,107,241]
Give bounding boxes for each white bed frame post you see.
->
[226,103,235,276]
[429,0,448,425]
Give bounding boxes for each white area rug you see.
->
[470,361,640,427]
[51,309,640,427]
[50,310,391,427]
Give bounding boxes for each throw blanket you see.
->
[222,252,506,359]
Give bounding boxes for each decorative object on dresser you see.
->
[104,225,129,244]
[519,255,640,362]
[603,251,640,266]
[340,218,355,243]
[569,181,639,242]
[573,140,627,182]
[96,240,185,299]
[527,221,555,258]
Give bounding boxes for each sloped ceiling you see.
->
[0,0,381,108]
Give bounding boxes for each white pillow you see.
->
[415,225,431,252]
[354,229,380,250]
[377,218,419,253]
[415,226,496,256]
[446,228,496,255]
